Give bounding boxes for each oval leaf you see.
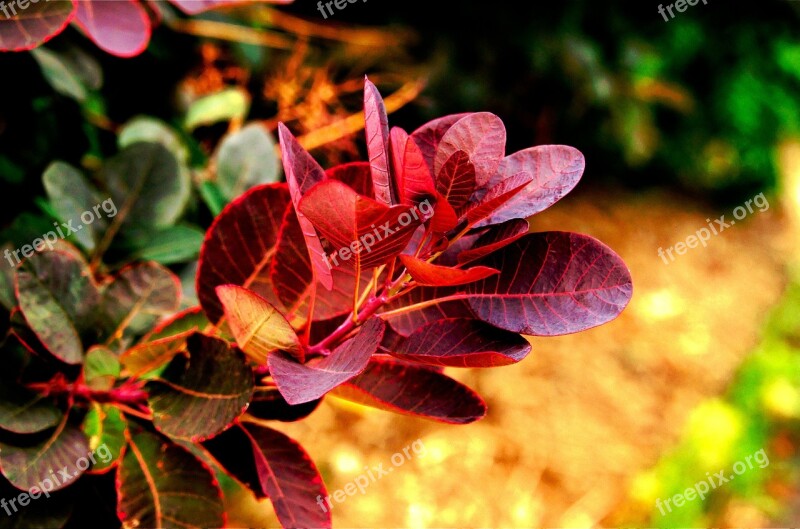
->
[73,0,150,57]
[217,285,302,364]
[332,358,486,424]
[269,318,385,405]
[364,79,394,205]
[391,318,531,367]
[147,333,254,441]
[433,112,506,188]
[117,425,224,529]
[0,385,62,435]
[216,123,280,202]
[399,255,498,287]
[0,423,90,492]
[467,232,633,335]
[0,0,75,52]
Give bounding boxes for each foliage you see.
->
[0,79,631,528]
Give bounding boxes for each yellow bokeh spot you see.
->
[637,289,684,320]
[333,448,362,474]
[762,378,800,418]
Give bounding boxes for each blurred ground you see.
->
[226,187,789,528]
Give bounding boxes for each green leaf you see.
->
[84,346,120,391]
[100,142,190,230]
[31,47,87,103]
[42,162,106,252]
[184,88,250,131]
[118,117,189,166]
[119,225,204,265]
[0,243,15,310]
[215,123,280,202]
[101,262,181,343]
[0,385,62,434]
[0,423,90,492]
[81,404,126,473]
[197,180,227,217]
[117,425,224,529]
[147,333,254,441]
[141,307,209,343]
[15,250,100,365]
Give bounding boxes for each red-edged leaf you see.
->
[169,0,293,15]
[120,329,194,380]
[484,145,585,224]
[433,112,506,188]
[269,318,385,405]
[410,113,472,171]
[465,171,532,225]
[217,285,303,364]
[15,249,100,365]
[298,180,420,270]
[141,306,208,342]
[380,285,474,337]
[399,255,498,287]
[197,183,290,324]
[467,232,633,335]
[204,423,330,529]
[278,123,333,290]
[73,0,151,58]
[436,150,476,213]
[147,333,254,441]
[0,422,89,492]
[390,127,435,205]
[364,79,395,205]
[118,424,224,529]
[456,218,530,265]
[326,161,373,198]
[0,0,75,52]
[332,358,486,424]
[390,318,531,367]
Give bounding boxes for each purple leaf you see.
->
[467,232,633,335]
[74,0,151,58]
[484,145,585,224]
[332,358,487,424]
[433,112,506,188]
[364,79,395,205]
[269,318,385,404]
[390,318,531,367]
[410,113,472,171]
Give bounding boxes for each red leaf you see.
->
[197,183,290,324]
[466,232,633,335]
[428,195,459,234]
[433,112,506,188]
[483,145,585,224]
[410,113,472,171]
[269,201,314,322]
[278,123,333,290]
[399,255,498,287]
[380,286,473,337]
[435,150,476,213]
[390,127,434,205]
[390,318,531,367]
[364,79,395,205]
[326,161,373,198]
[74,0,151,58]
[269,318,385,404]
[298,180,420,270]
[464,170,532,225]
[0,0,75,52]
[332,358,486,424]
[456,218,530,265]
[241,423,331,529]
